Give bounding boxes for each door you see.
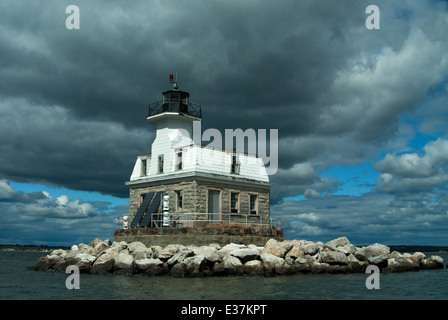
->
[208,190,220,223]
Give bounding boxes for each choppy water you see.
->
[1,251,447,300]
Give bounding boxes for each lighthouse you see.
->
[116,75,283,246]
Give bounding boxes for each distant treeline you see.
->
[0,244,71,251]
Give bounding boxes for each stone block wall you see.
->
[114,226,283,247]
[128,178,270,226]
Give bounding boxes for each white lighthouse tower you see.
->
[119,75,282,246]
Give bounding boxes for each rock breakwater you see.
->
[33,237,445,277]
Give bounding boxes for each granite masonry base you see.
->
[114,226,284,247]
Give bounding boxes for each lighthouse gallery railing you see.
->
[148,100,202,118]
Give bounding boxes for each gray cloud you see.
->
[0,1,448,245]
[1,0,447,201]
[0,96,151,197]
[0,180,125,245]
[273,189,448,245]
[375,138,448,193]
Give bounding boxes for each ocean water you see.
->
[1,251,447,300]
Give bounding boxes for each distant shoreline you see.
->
[0,244,71,252]
[388,245,448,253]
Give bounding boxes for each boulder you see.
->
[261,239,288,258]
[384,257,419,272]
[357,243,390,261]
[261,252,292,274]
[88,237,103,248]
[320,251,349,265]
[73,253,97,273]
[112,241,128,250]
[368,254,389,268]
[167,249,194,266]
[281,240,304,248]
[53,258,69,272]
[150,245,163,259]
[91,254,114,274]
[222,254,244,274]
[158,244,183,261]
[192,246,221,264]
[219,243,246,255]
[211,261,225,274]
[78,243,94,255]
[325,236,350,248]
[184,255,207,276]
[128,242,152,260]
[50,249,67,258]
[412,252,426,262]
[46,254,64,266]
[279,241,294,252]
[285,247,304,260]
[93,241,110,257]
[243,260,264,275]
[34,256,52,271]
[310,262,331,274]
[230,248,260,263]
[136,258,167,275]
[169,255,207,277]
[128,241,147,253]
[114,252,134,274]
[294,258,312,273]
[301,243,320,256]
[421,256,444,270]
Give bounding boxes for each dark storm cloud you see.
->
[1,0,448,204]
[0,97,150,197]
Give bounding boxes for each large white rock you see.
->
[128,241,147,253]
[93,241,110,257]
[167,249,194,266]
[243,260,264,275]
[230,248,260,263]
[261,239,288,258]
[74,253,97,272]
[91,254,114,274]
[261,253,290,274]
[217,254,243,274]
[301,243,321,256]
[320,251,349,265]
[219,243,246,255]
[192,246,221,263]
[158,244,184,261]
[114,252,134,273]
[325,236,350,248]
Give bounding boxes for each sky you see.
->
[1,0,448,246]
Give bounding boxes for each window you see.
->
[176,150,183,170]
[231,154,240,174]
[158,155,164,173]
[140,158,147,176]
[250,195,258,214]
[176,190,183,210]
[230,192,239,213]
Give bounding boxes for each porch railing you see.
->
[117,213,281,230]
